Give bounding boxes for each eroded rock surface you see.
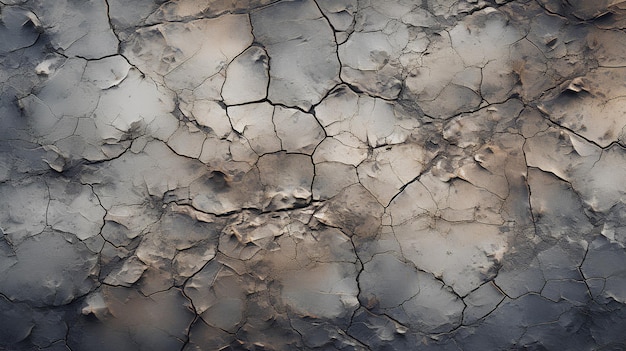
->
[2,0,626,350]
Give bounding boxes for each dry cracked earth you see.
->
[2,0,626,350]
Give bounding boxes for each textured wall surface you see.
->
[2,0,626,350]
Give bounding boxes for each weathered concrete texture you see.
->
[1,0,626,350]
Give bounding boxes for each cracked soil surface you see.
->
[2,0,626,350]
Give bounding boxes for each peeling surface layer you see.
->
[2,0,626,350]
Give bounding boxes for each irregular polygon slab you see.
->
[348,307,417,350]
[316,0,357,32]
[447,134,529,217]
[455,294,571,349]
[173,246,216,284]
[84,140,207,209]
[507,38,551,101]
[339,25,408,99]
[189,168,263,215]
[571,146,626,212]
[582,236,626,304]
[0,230,98,306]
[517,310,597,351]
[29,0,118,58]
[463,282,506,324]
[101,203,161,247]
[281,262,359,322]
[189,100,232,138]
[523,127,600,182]
[243,222,361,328]
[360,0,415,23]
[0,179,48,244]
[185,319,235,351]
[261,223,358,281]
[106,0,160,29]
[199,136,259,177]
[167,123,206,159]
[357,143,429,206]
[103,256,148,287]
[47,178,105,241]
[251,0,340,110]
[312,134,369,166]
[93,69,178,142]
[312,162,359,200]
[439,179,504,224]
[273,106,325,154]
[177,72,227,113]
[157,206,219,252]
[388,173,508,295]
[222,210,290,249]
[83,56,131,90]
[589,28,626,68]
[528,169,594,241]
[537,243,586,281]
[405,8,522,117]
[393,219,506,296]
[20,58,94,139]
[390,172,505,225]
[359,253,464,333]
[404,32,481,118]
[0,295,35,347]
[70,287,194,351]
[541,279,589,305]
[386,179,437,225]
[0,141,57,181]
[21,58,177,162]
[184,261,246,332]
[359,253,422,310]
[315,85,418,147]
[525,128,626,212]
[227,102,281,155]
[539,68,626,147]
[123,15,253,92]
[0,6,41,53]
[501,1,592,100]
[257,152,314,210]
[222,46,269,105]
[314,184,384,238]
[448,8,523,102]
[442,99,525,150]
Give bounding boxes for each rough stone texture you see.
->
[1,0,626,350]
